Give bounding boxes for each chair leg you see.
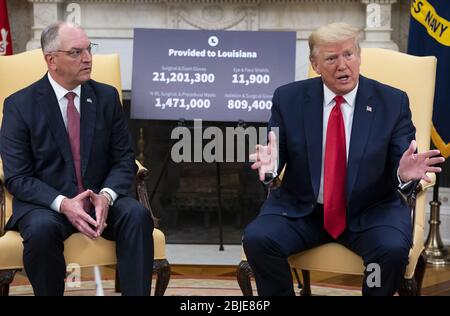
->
[153,259,170,296]
[398,250,427,296]
[236,260,253,296]
[114,266,121,293]
[0,269,20,296]
[398,277,418,296]
[300,270,312,296]
[292,268,303,290]
[414,250,427,294]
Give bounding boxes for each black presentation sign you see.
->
[131,29,296,122]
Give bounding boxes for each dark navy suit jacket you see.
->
[1,75,137,228]
[260,75,416,242]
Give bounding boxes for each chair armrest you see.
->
[0,179,5,237]
[268,176,282,190]
[416,172,436,194]
[0,157,4,183]
[407,172,435,207]
[407,172,435,249]
[136,160,149,179]
[135,160,159,228]
[267,165,286,191]
[0,158,5,236]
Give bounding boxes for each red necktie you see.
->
[66,92,90,212]
[323,95,347,238]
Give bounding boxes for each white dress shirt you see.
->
[47,73,117,212]
[317,84,358,204]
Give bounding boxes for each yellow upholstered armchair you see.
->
[0,49,170,296]
[237,48,437,296]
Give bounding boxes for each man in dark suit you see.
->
[0,22,153,295]
[243,22,444,296]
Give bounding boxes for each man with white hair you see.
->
[244,22,444,296]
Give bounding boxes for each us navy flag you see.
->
[408,0,450,157]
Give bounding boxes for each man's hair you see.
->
[308,22,361,60]
[40,21,81,53]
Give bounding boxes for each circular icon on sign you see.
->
[208,36,219,47]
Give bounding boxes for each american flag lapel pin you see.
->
[366,105,372,112]
[86,98,93,103]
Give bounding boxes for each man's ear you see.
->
[44,53,56,71]
[311,59,321,75]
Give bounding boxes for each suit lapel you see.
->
[346,76,375,201]
[80,83,96,177]
[38,76,74,165]
[303,78,324,199]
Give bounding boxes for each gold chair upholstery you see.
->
[237,48,437,296]
[0,49,170,296]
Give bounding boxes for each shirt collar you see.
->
[47,72,81,102]
[323,82,359,108]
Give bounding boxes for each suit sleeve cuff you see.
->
[262,159,278,185]
[50,195,67,212]
[397,168,413,190]
[100,188,118,204]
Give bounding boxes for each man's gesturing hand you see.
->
[60,190,98,239]
[398,140,445,183]
[249,131,278,182]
